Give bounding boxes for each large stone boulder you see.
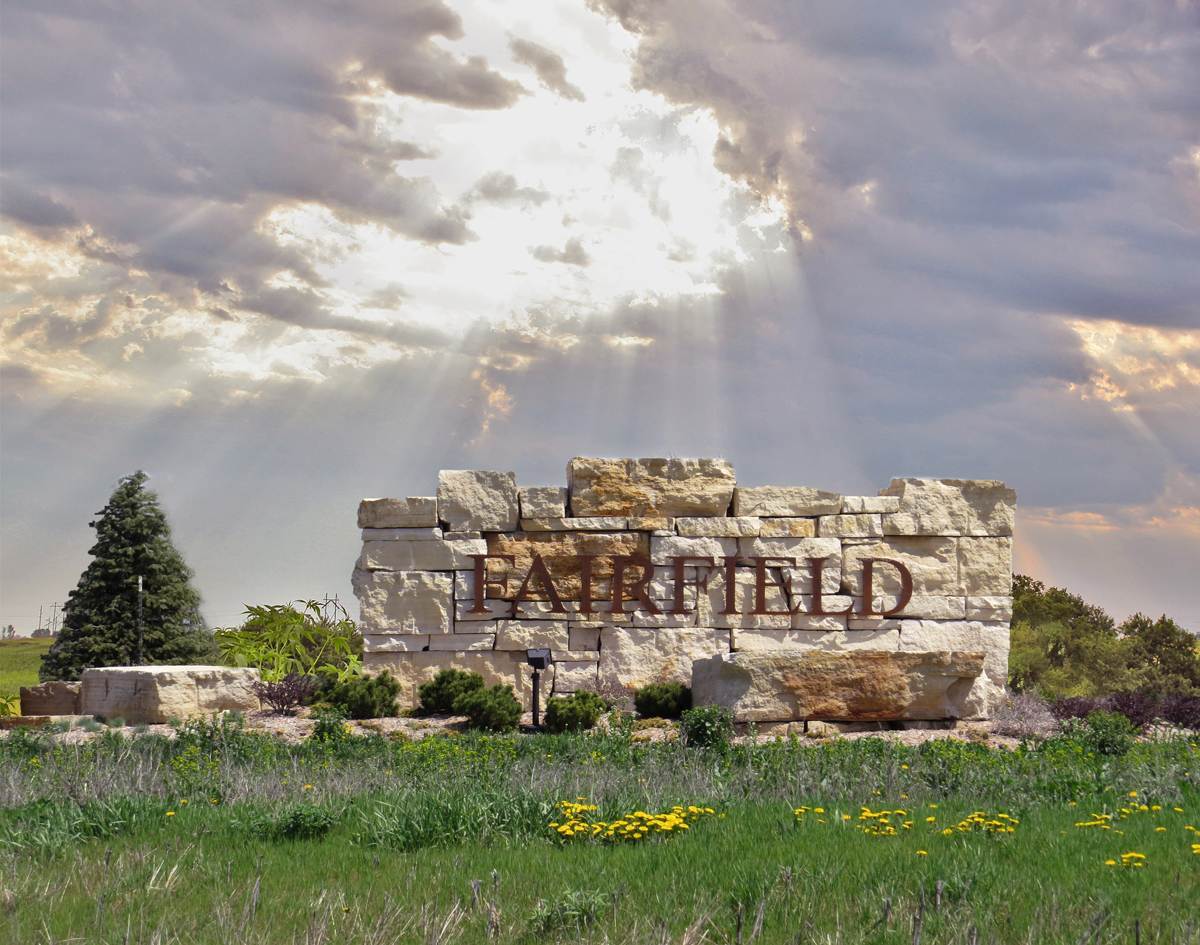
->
[568,457,736,517]
[80,666,261,724]
[691,649,984,722]
[20,680,81,716]
[881,478,1015,536]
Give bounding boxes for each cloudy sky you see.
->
[2,0,1198,633]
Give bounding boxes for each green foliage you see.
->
[417,668,485,715]
[453,684,522,732]
[0,638,53,703]
[634,682,692,719]
[245,802,337,841]
[1120,613,1200,695]
[215,599,362,683]
[320,672,400,720]
[529,889,613,935]
[680,704,734,750]
[1062,710,1138,757]
[40,471,218,681]
[543,691,606,733]
[310,708,352,744]
[1009,575,1200,700]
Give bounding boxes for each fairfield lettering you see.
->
[468,554,914,619]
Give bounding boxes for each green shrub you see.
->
[529,890,614,935]
[543,691,607,733]
[247,802,337,841]
[453,684,522,732]
[321,672,400,720]
[215,599,362,683]
[418,669,485,715]
[1063,710,1138,756]
[680,704,734,750]
[310,707,352,743]
[634,682,692,719]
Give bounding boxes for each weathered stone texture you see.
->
[840,537,958,597]
[437,470,519,531]
[817,514,883,538]
[732,628,899,652]
[733,486,842,516]
[568,457,736,517]
[520,517,626,531]
[897,620,1009,717]
[692,650,984,722]
[494,620,570,651]
[486,530,646,600]
[358,497,437,529]
[354,569,453,636]
[360,527,443,541]
[650,534,738,564]
[597,627,730,690]
[881,478,1015,536]
[519,486,567,519]
[360,537,486,572]
[428,633,494,651]
[841,496,901,514]
[19,681,81,716]
[758,518,817,537]
[676,516,762,537]
[957,537,1013,595]
[80,666,261,724]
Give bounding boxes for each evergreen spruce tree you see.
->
[40,471,219,681]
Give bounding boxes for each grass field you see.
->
[0,638,51,700]
[1,718,1197,943]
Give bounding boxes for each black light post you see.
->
[525,648,551,727]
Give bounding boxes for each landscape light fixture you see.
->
[525,648,551,727]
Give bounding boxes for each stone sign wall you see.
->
[353,458,1015,721]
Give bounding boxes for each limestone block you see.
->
[733,628,899,652]
[363,634,429,652]
[494,620,570,652]
[627,516,674,531]
[485,530,646,600]
[743,538,842,594]
[80,666,261,724]
[733,486,842,516]
[359,537,486,572]
[597,627,731,690]
[841,496,901,514]
[553,660,599,692]
[966,596,1013,622]
[676,516,762,537]
[691,650,984,722]
[19,681,81,716]
[428,633,494,651]
[364,650,535,709]
[958,537,1013,595]
[759,518,817,538]
[848,617,901,630]
[650,534,738,565]
[360,527,443,541]
[437,470,519,532]
[443,531,483,541]
[817,514,883,538]
[358,497,437,528]
[840,537,958,597]
[890,596,967,620]
[453,570,581,621]
[897,620,1009,717]
[568,626,601,650]
[881,478,1015,536]
[567,457,736,517]
[519,486,567,519]
[520,517,626,531]
[353,569,453,634]
[630,610,700,628]
[697,567,792,629]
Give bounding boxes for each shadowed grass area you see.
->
[0,638,51,701]
[0,720,1197,943]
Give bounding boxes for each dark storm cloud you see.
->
[509,38,586,101]
[0,0,521,326]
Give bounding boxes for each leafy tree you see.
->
[40,471,218,680]
[1119,613,1200,695]
[1008,575,1133,698]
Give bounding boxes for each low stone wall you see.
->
[353,458,1014,720]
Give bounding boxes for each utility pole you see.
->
[37,605,43,634]
[49,602,59,636]
[135,575,144,665]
